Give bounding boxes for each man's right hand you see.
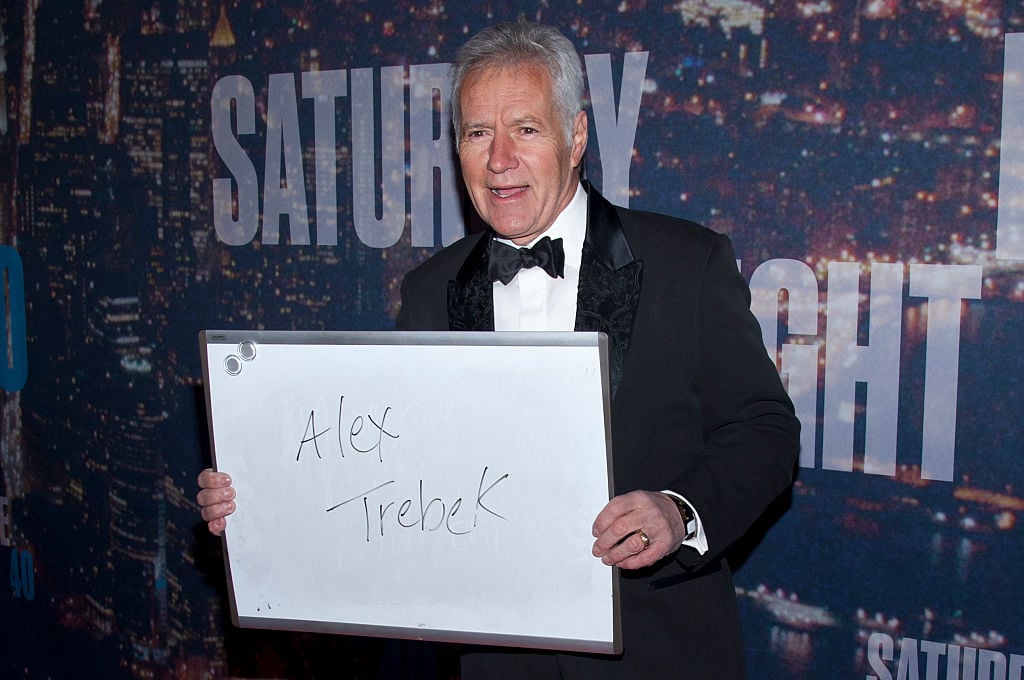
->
[196,468,236,536]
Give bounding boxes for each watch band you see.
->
[668,494,699,542]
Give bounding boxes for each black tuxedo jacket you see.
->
[397,183,800,680]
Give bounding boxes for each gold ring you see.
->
[636,529,651,551]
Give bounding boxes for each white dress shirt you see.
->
[491,182,708,555]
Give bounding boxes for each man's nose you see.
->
[487,133,518,173]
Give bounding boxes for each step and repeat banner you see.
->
[1,1,1022,678]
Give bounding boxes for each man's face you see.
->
[457,63,588,245]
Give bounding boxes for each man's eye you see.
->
[520,127,538,135]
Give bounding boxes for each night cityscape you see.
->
[0,0,1022,677]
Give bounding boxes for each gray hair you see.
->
[450,22,584,149]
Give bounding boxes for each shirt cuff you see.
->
[661,490,709,555]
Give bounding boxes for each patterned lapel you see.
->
[446,233,494,331]
[574,182,643,398]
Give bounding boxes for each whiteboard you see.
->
[199,330,620,654]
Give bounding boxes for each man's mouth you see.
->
[490,186,526,199]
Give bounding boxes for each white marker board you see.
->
[199,330,620,654]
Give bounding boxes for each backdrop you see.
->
[1,1,1022,679]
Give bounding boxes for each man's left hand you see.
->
[591,490,686,569]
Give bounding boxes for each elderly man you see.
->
[199,21,799,679]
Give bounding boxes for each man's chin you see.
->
[485,217,533,240]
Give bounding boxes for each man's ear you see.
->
[570,110,589,168]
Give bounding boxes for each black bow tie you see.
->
[487,236,566,285]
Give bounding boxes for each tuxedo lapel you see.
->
[574,182,643,398]
[446,233,494,331]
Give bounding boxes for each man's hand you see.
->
[591,490,686,569]
[196,468,236,536]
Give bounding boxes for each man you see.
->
[199,21,799,679]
